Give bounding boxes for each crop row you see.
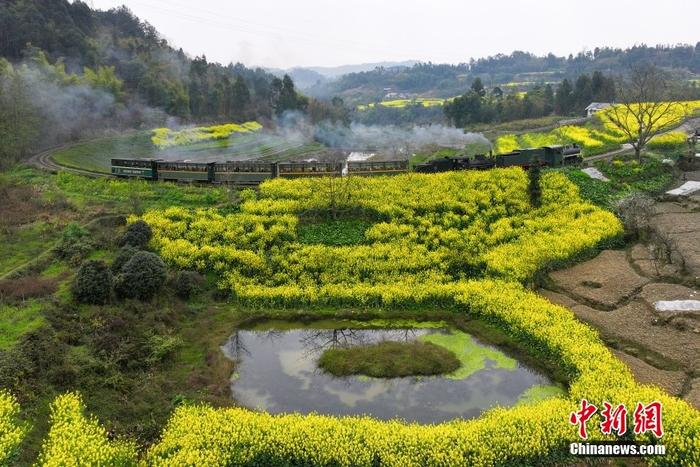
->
[151,121,262,149]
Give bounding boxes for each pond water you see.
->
[221,320,564,423]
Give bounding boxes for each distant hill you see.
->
[268,61,420,91]
[305,45,700,104]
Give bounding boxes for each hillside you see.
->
[308,45,700,104]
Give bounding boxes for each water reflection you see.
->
[221,323,560,423]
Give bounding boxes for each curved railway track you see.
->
[27,144,108,178]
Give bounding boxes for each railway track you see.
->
[27,144,108,178]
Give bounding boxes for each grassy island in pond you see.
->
[318,340,461,378]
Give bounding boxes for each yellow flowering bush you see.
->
[151,121,262,148]
[0,391,26,466]
[36,393,138,466]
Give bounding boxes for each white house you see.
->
[585,102,612,117]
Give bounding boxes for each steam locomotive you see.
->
[413,144,582,173]
[111,144,581,185]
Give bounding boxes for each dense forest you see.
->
[0,0,309,167]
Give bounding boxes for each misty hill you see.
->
[309,45,700,103]
[0,0,290,123]
[269,61,420,91]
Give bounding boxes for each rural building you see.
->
[585,102,612,117]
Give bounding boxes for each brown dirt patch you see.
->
[649,204,700,282]
[0,185,47,231]
[571,300,698,370]
[0,276,58,303]
[685,379,700,410]
[611,350,687,397]
[549,250,650,309]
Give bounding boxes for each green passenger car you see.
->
[155,161,213,182]
[111,158,158,179]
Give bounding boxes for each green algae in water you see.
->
[419,330,517,380]
[516,384,567,405]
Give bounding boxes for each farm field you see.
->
[2,151,699,465]
[494,100,700,157]
[357,96,455,111]
[51,125,327,174]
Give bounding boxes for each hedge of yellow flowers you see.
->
[151,121,262,148]
[36,393,138,466]
[648,131,688,151]
[0,391,26,466]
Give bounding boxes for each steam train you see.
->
[413,144,582,173]
[110,144,581,185]
[110,159,409,185]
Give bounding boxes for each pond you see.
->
[221,319,565,423]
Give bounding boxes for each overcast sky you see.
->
[91,0,697,69]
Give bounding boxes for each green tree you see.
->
[115,251,166,300]
[231,75,251,121]
[471,77,486,97]
[72,260,113,305]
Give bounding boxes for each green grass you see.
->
[0,222,60,277]
[0,302,44,350]
[318,340,461,378]
[51,130,328,173]
[297,219,372,246]
[560,155,675,208]
[52,133,156,173]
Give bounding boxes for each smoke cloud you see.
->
[271,111,491,159]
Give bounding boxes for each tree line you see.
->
[443,72,617,127]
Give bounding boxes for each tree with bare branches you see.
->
[606,64,687,160]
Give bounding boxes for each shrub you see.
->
[615,193,655,239]
[71,260,112,305]
[120,220,152,248]
[114,251,166,300]
[53,223,92,265]
[173,270,204,299]
[111,245,140,273]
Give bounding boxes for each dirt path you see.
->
[539,169,700,409]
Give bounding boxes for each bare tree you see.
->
[606,64,686,160]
